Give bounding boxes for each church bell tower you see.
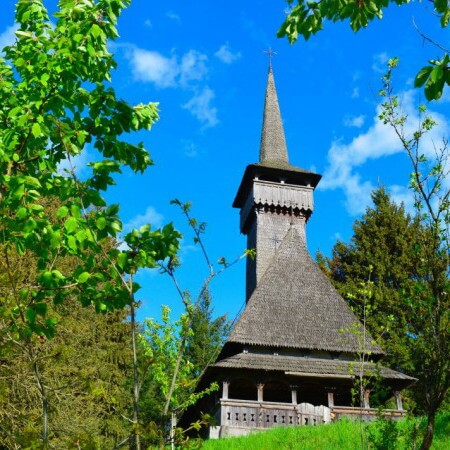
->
[233,65,322,301]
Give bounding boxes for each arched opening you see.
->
[297,382,327,406]
[228,378,257,401]
[263,380,291,403]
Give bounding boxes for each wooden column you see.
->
[257,383,264,402]
[290,385,298,405]
[222,380,230,400]
[394,391,403,410]
[363,389,371,409]
[327,391,335,408]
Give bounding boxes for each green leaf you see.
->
[26,308,37,324]
[64,216,78,233]
[31,123,41,138]
[415,66,433,88]
[96,216,106,230]
[117,252,128,270]
[70,204,82,219]
[430,66,443,83]
[34,303,47,317]
[50,231,60,249]
[67,235,77,251]
[77,272,90,283]
[90,24,102,38]
[16,207,28,219]
[11,183,25,200]
[57,206,69,218]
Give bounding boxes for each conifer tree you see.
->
[318,187,421,359]
[0,256,132,448]
[318,187,448,418]
[185,288,231,378]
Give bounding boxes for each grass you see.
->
[201,413,450,449]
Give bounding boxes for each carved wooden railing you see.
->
[218,399,406,430]
[219,399,330,429]
[331,406,406,421]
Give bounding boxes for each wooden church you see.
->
[187,64,415,438]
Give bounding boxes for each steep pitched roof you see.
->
[227,226,384,355]
[212,353,415,383]
[260,65,289,165]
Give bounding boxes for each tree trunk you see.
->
[32,358,49,449]
[419,410,436,450]
[130,295,141,450]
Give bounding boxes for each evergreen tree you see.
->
[185,289,231,378]
[0,201,133,448]
[0,298,132,449]
[318,187,421,356]
[318,187,449,418]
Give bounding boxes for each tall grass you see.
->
[201,413,450,450]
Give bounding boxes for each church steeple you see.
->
[259,65,289,164]
[233,64,321,301]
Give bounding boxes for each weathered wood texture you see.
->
[219,399,331,429]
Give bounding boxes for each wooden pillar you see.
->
[394,391,403,410]
[257,383,264,402]
[327,391,335,408]
[363,389,371,409]
[290,385,298,404]
[222,380,230,400]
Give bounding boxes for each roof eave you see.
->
[233,164,322,209]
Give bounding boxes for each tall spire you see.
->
[259,64,289,164]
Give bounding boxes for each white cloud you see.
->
[0,24,18,51]
[144,19,152,27]
[166,11,181,22]
[183,87,218,128]
[372,52,389,73]
[126,46,219,127]
[320,89,449,215]
[124,206,164,232]
[129,48,179,88]
[343,114,365,128]
[182,139,199,157]
[351,87,360,99]
[215,43,241,64]
[127,47,209,89]
[179,50,208,86]
[389,184,415,213]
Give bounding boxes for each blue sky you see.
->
[1,1,449,323]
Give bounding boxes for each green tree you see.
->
[0,300,133,449]
[139,305,219,447]
[318,187,422,366]
[0,228,132,448]
[278,0,450,100]
[185,288,232,379]
[378,60,449,450]
[137,202,251,446]
[1,1,181,448]
[318,60,449,448]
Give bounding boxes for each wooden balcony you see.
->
[331,405,406,421]
[220,398,330,428]
[211,399,407,438]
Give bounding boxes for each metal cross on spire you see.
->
[264,48,277,68]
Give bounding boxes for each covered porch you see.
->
[211,380,406,438]
[208,353,414,438]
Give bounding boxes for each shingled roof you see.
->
[260,65,289,165]
[212,353,415,382]
[227,226,384,355]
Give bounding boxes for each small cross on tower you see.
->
[269,234,281,250]
[264,48,277,68]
